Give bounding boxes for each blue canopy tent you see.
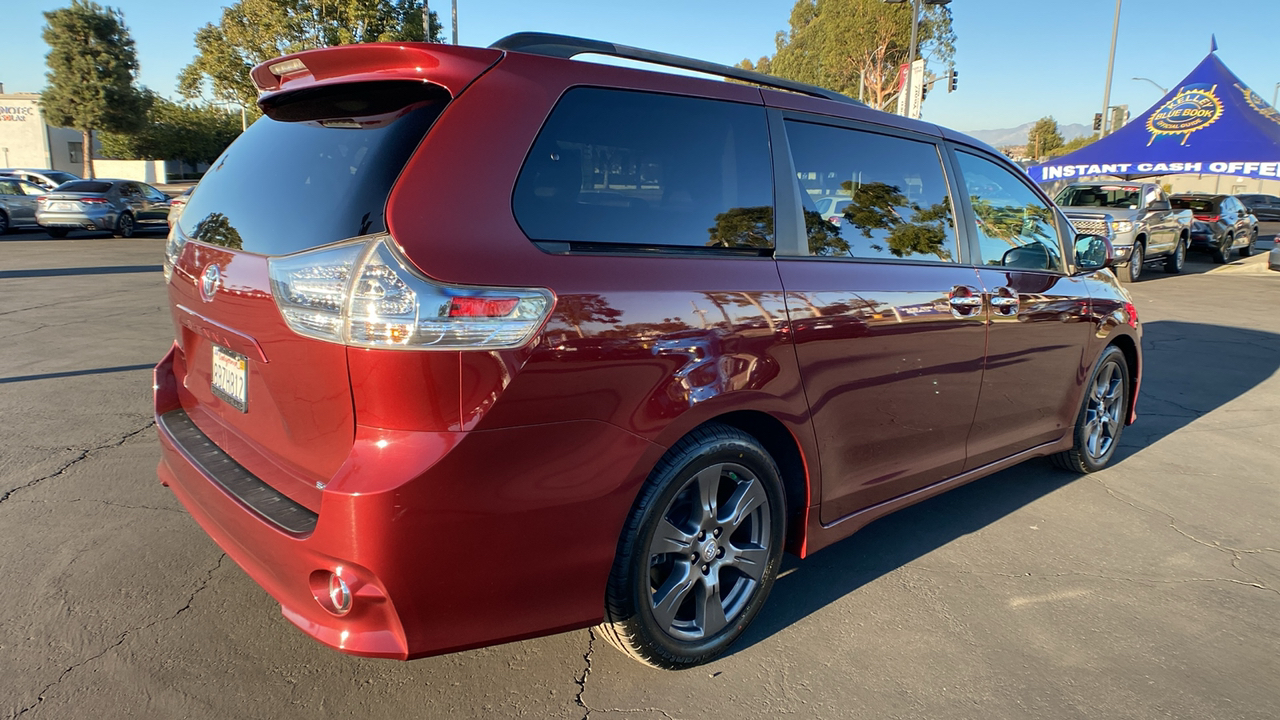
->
[1027,50,1280,183]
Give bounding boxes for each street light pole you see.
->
[1132,76,1167,95]
[904,0,920,118]
[1273,82,1279,108]
[452,0,458,45]
[1099,0,1122,137]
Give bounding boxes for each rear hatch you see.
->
[165,44,501,511]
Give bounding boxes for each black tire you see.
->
[0,211,9,235]
[1240,230,1255,258]
[114,212,135,238]
[1164,235,1186,274]
[1213,233,1232,264]
[1119,241,1143,283]
[46,228,69,238]
[1051,345,1130,474]
[599,423,786,669]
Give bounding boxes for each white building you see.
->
[0,88,87,176]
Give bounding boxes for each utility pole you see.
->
[904,0,920,118]
[452,0,458,45]
[1099,0,1122,137]
[422,1,430,41]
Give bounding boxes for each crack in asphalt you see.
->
[11,554,226,719]
[574,628,596,719]
[1091,477,1280,597]
[13,498,185,515]
[0,421,156,507]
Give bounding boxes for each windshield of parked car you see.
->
[44,172,78,185]
[1055,185,1141,209]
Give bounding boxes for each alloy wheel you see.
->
[1083,360,1125,461]
[645,461,770,641]
[1127,244,1143,282]
[118,214,134,238]
[0,212,8,235]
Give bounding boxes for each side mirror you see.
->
[1074,233,1114,272]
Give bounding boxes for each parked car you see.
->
[1170,193,1257,263]
[36,179,171,237]
[0,168,80,191]
[1270,237,1280,271]
[167,185,194,227]
[1237,193,1280,223]
[814,195,852,225]
[1054,182,1192,282]
[0,176,47,233]
[153,33,1142,670]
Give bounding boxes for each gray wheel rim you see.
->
[1084,360,1124,461]
[0,214,7,233]
[1175,241,1185,269]
[121,215,133,236]
[646,462,771,642]
[1128,247,1142,281]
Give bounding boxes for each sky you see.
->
[3,0,1279,133]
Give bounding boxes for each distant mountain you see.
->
[962,122,1091,148]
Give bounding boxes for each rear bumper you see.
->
[37,210,115,230]
[154,343,659,659]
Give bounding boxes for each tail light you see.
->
[268,236,553,350]
[36,196,48,203]
[1194,214,1219,222]
[162,226,188,282]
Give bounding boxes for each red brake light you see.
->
[36,196,48,203]
[1193,214,1219,222]
[1124,301,1138,329]
[79,197,108,204]
[448,297,519,318]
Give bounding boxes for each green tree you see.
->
[1048,132,1099,159]
[99,94,243,167]
[179,0,443,112]
[1026,116,1064,161]
[40,0,149,178]
[739,0,956,111]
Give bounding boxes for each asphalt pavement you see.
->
[1,227,1277,719]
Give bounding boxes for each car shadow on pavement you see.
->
[734,319,1280,655]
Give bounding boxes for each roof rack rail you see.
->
[489,32,866,108]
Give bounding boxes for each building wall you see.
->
[92,159,167,184]
[0,93,52,170]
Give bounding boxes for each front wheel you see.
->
[1120,242,1144,283]
[1164,236,1186,274]
[1051,345,1130,474]
[599,424,786,669]
[1241,230,1255,257]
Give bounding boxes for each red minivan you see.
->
[154,33,1141,669]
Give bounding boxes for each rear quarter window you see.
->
[513,88,775,253]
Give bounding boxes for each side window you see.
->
[0,180,15,196]
[513,88,774,251]
[68,142,84,164]
[785,120,958,262]
[956,151,1064,272]
[20,181,44,196]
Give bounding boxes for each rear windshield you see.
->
[1170,196,1217,212]
[178,81,447,255]
[57,181,112,194]
[45,171,78,184]
[1055,185,1141,209]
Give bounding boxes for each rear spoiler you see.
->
[251,43,502,101]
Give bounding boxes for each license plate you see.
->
[51,202,72,211]
[211,345,248,412]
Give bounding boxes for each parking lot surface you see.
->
[2,228,1277,719]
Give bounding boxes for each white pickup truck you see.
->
[1054,182,1193,283]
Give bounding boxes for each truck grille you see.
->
[1067,216,1112,238]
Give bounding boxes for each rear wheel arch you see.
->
[652,411,811,557]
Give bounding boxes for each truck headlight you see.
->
[1112,220,1133,234]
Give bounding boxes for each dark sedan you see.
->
[1171,193,1257,263]
[1237,194,1280,224]
[35,179,171,238]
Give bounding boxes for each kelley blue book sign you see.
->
[1028,53,1280,183]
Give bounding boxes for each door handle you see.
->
[948,285,983,318]
[989,286,1019,317]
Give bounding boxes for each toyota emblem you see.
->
[200,264,222,302]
